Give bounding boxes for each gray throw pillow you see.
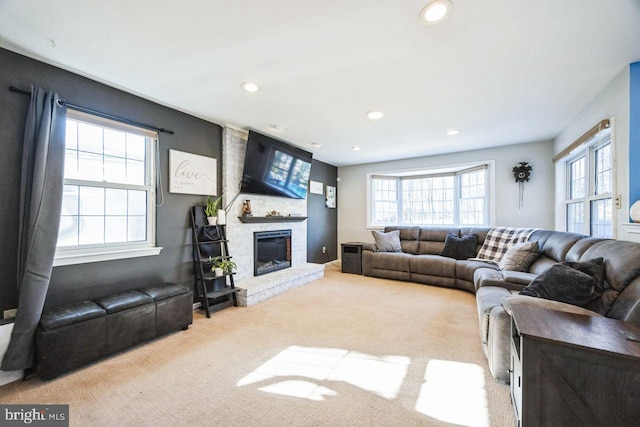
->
[498,241,541,272]
[440,232,478,260]
[372,230,402,252]
[520,258,605,308]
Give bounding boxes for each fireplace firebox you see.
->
[253,230,292,276]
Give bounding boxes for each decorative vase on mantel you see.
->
[630,201,640,223]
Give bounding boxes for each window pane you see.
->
[104,129,126,158]
[372,178,398,224]
[79,217,105,245]
[402,176,454,225]
[591,198,612,238]
[595,143,612,195]
[65,120,77,150]
[459,169,486,225]
[64,149,79,180]
[569,156,586,199]
[104,155,127,183]
[127,134,146,160]
[128,190,147,215]
[57,216,78,247]
[61,185,79,216]
[78,122,103,154]
[128,216,146,241]
[566,202,584,234]
[127,159,145,185]
[105,216,127,243]
[78,151,104,182]
[105,189,128,215]
[79,187,105,216]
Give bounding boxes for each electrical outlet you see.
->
[322,246,327,254]
[3,309,17,319]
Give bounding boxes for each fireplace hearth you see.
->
[254,230,292,276]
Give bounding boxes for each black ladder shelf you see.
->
[190,206,239,317]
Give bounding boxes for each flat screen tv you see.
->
[240,130,313,199]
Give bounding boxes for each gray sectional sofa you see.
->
[361,226,640,382]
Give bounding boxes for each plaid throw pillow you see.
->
[476,227,537,263]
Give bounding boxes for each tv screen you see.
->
[240,130,313,199]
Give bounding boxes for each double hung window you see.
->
[55,110,161,265]
[564,126,613,238]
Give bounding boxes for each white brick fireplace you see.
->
[222,127,324,306]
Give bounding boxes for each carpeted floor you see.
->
[0,264,515,426]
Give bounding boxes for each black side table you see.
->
[341,242,363,274]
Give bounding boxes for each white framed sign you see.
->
[309,180,324,195]
[169,149,217,195]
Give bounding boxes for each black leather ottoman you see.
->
[36,301,107,380]
[95,291,155,354]
[139,283,193,336]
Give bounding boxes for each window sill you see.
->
[53,246,163,267]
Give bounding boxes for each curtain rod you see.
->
[9,86,174,135]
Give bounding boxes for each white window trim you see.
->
[563,121,616,238]
[366,160,495,229]
[54,109,163,266]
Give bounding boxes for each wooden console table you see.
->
[509,301,640,427]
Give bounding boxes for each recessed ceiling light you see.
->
[271,124,286,131]
[420,0,453,25]
[367,110,384,120]
[446,129,461,136]
[352,146,362,151]
[310,142,322,148]
[241,82,261,93]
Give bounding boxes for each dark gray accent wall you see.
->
[0,48,222,311]
[307,159,338,263]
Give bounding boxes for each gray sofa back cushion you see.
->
[529,230,585,262]
[418,228,458,254]
[384,226,420,254]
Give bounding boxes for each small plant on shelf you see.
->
[205,195,223,224]
[211,257,237,276]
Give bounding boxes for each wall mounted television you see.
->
[240,130,313,199]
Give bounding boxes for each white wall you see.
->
[552,67,634,241]
[337,140,555,246]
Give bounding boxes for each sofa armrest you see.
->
[501,294,603,318]
[362,242,377,252]
[608,278,640,327]
[474,268,530,292]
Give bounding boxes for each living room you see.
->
[1,1,640,426]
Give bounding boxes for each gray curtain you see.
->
[1,87,66,371]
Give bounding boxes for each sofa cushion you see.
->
[476,227,536,262]
[418,228,458,255]
[498,241,541,272]
[410,254,457,278]
[440,232,478,260]
[520,258,605,307]
[370,251,411,272]
[372,230,402,252]
[384,226,420,254]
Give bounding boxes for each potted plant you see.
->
[205,195,222,225]
[211,257,237,276]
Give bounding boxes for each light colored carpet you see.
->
[0,264,515,426]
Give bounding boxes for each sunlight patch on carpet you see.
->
[237,345,410,400]
[415,359,489,427]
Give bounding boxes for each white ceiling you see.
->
[1,0,640,167]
